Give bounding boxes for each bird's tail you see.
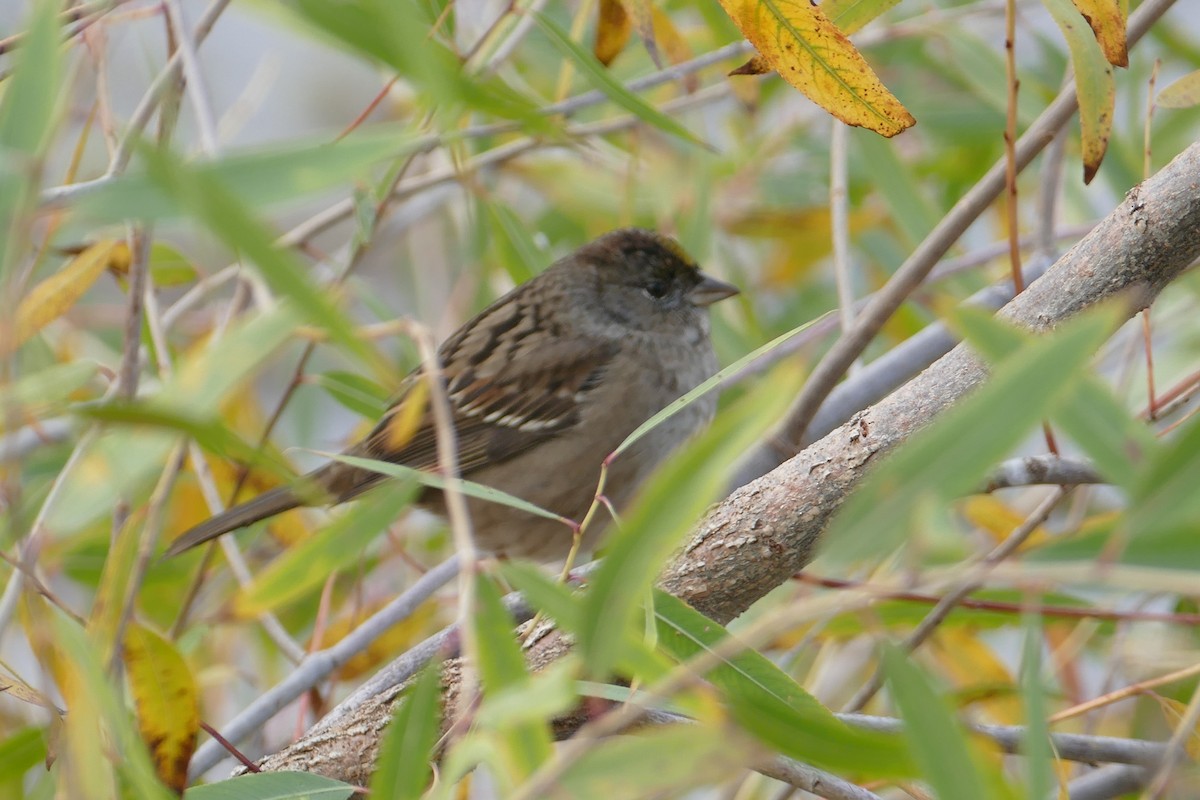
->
[164,487,303,558]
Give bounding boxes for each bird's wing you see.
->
[324,291,619,499]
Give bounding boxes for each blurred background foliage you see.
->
[1,0,1200,797]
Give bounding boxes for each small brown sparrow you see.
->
[166,228,738,561]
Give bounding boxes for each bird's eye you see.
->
[643,280,668,299]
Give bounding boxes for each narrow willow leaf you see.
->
[473,575,553,781]
[1020,615,1054,799]
[313,370,391,419]
[1044,0,1116,183]
[0,0,63,283]
[78,132,412,222]
[655,591,915,776]
[594,0,633,66]
[322,451,572,523]
[369,666,442,800]
[1158,69,1200,108]
[183,772,356,799]
[123,624,200,793]
[881,644,1007,800]
[547,724,757,798]
[53,616,175,800]
[717,0,914,136]
[4,242,120,355]
[1068,0,1128,67]
[532,12,706,147]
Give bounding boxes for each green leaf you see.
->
[486,202,542,284]
[531,12,706,148]
[496,561,584,632]
[1126,413,1200,544]
[78,131,414,222]
[0,727,47,785]
[0,0,63,282]
[369,666,443,800]
[233,484,418,615]
[473,574,554,781]
[579,371,794,679]
[0,361,98,412]
[823,0,904,34]
[881,643,1006,800]
[654,591,915,776]
[313,370,391,420]
[1020,615,1053,799]
[1043,0,1115,183]
[951,305,1156,488]
[322,451,572,524]
[549,723,756,798]
[281,0,543,127]
[824,305,1119,564]
[183,771,356,800]
[147,242,198,286]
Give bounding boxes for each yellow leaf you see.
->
[0,671,60,712]
[124,623,200,793]
[931,629,1022,724]
[594,0,632,66]
[1045,0,1115,184]
[650,8,696,90]
[961,495,1051,550]
[717,0,914,137]
[321,599,442,681]
[1158,69,1200,109]
[384,375,429,451]
[1070,0,1128,67]
[1149,696,1200,760]
[3,241,123,355]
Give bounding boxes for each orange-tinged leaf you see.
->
[594,0,633,66]
[717,0,914,136]
[1158,69,1200,109]
[1068,0,1128,67]
[124,623,199,793]
[1045,0,1115,184]
[4,240,121,354]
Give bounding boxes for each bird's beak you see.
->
[688,273,739,307]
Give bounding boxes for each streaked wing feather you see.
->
[335,335,618,500]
